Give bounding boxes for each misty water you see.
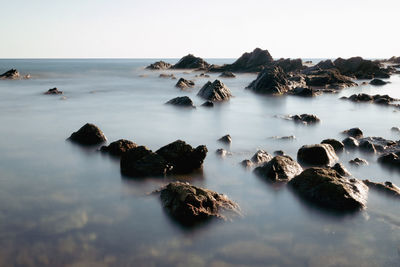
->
[0,59,399,267]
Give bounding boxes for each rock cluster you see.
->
[197,80,232,101]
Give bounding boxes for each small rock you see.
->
[146,61,172,70]
[359,140,376,154]
[175,78,195,89]
[290,114,320,125]
[100,139,137,156]
[370,78,387,86]
[218,134,232,144]
[342,128,363,139]
[321,139,345,153]
[254,155,303,182]
[68,123,107,145]
[349,158,368,166]
[165,96,195,108]
[274,150,286,156]
[391,127,400,133]
[378,153,400,168]
[0,69,20,79]
[342,137,359,149]
[241,159,253,168]
[216,148,230,157]
[297,144,338,166]
[363,180,400,198]
[197,80,232,101]
[159,73,176,79]
[247,66,290,95]
[201,101,214,107]
[44,87,63,95]
[219,71,236,78]
[270,135,296,141]
[251,150,273,165]
[173,54,210,69]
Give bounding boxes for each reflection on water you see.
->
[0,59,399,266]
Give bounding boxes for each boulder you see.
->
[342,137,359,149]
[197,80,232,101]
[274,150,286,156]
[156,140,208,174]
[44,87,63,95]
[333,57,390,79]
[291,87,318,97]
[146,61,172,70]
[175,78,195,89]
[201,101,214,107]
[254,155,303,182]
[195,73,210,78]
[173,54,210,69]
[100,139,137,156]
[251,150,273,165]
[274,58,304,73]
[165,96,195,108]
[0,69,20,79]
[219,71,236,78]
[359,140,376,154]
[68,123,107,145]
[297,144,338,166]
[241,159,253,168]
[305,69,356,89]
[288,167,368,211]
[349,158,368,166]
[290,114,320,125]
[247,66,291,95]
[363,180,400,199]
[218,134,232,144]
[370,78,387,86]
[216,148,230,157]
[321,139,345,153]
[331,163,351,177]
[158,182,240,225]
[343,94,398,106]
[342,128,363,139]
[378,153,400,168]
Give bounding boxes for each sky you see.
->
[0,0,399,59]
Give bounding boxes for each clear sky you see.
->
[0,0,398,59]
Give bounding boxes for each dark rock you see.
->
[342,128,363,139]
[370,78,387,86]
[219,71,236,78]
[388,56,400,64]
[288,167,368,211]
[270,135,296,141]
[218,134,232,144]
[274,58,304,73]
[100,139,137,156]
[175,78,195,89]
[0,69,20,79]
[247,66,290,95]
[159,181,240,225]
[165,96,195,108]
[68,123,107,145]
[349,158,368,166]
[216,148,230,157]
[274,150,286,156]
[316,60,336,70]
[201,101,214,107]
[331,163,351,177]
[195,73,210,78]
[159,73,176,79]
[254,155,303,182]
[321,139,345,153]
[359,140,377,154]
[291,87,317,97]
[122,152,171,178]
[363,180,400,198]
[391,127,400,133]
[290,114,320,125]
[378,153,400,168]
[342,137,359,149]
[146,61,172,70]
[173,54,210,69]
[197,80,232,101]
[297,144,338,166]
[251,150,273,165]
[343,93,398,106]
[44,87,63,95]
[333,57,390,79]
[156,140,208,174]
[241,159,253,168]
[305,69,356,89]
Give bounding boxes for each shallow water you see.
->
[0,59,399,267]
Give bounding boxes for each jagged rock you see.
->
[254,155,303,182]
[219,71,236,78]
[201,101,214,107]
[44,87,63,95]
[321,139,345,153]
[156,140,207,174]
[297,144,338,166]
[290,114,320,125]
[359,140,376,154]
[146,61,172,70]
[349,158,368,166]
[159,73,176,79]
[363,180,400,198]
[68,123,107,145]
[274,58,304,73]
[305,69,356,89]
[175,78,195,89]
[0,69,20,79]
[173,54,210,69]
[342,128,363,139]
[218,134,232,144]
[251,150,273,165]
[289,167,368,211]
[331,163,351,177]
[291,87,318,97]
[247,66,290,95]
[100,139,137,156]
[158,182,240,225]
[342,137,359,149]
[333,57,390,79]
[370,78,387,86]
[378,153,400,168]
[165,96,195,108]
[197,80,232,101]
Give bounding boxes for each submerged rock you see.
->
[0,69,20,79]
[241,159,253,168]
[218,134,232,144]
[305,69,356,89]
[370,78,387,86]
[342,93,398,106]
[159,73,176,79]
[274,58,304,73]
[173,54,210,69]
[254,155,303,182]
[359,140,377,154]
[68,123,107,145]
[165,96,195,108]
[216,148,230,157]
[342,128,363,139]
[219,71,236,78]
[146,61,172,70]
[175,78,195,89]
[247,66,290,95]
[251,150,273,165]
[159,182,240,225]
[331,163,351,177]
[378,153,400,168]
[291,87,318,97]
[100,139,137,156]
[44,87,63,95]
[349,158,369,166]
[342,137,359,149]
[201,101,214,107]
[363,180,400,198]
[321,139,345,153]
[197,80,232,101]
[289,167,368,211]
[290,114,320,125]
[297,144,338,166]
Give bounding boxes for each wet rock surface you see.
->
[342,137,359,149]
[342,128,363,139]
[201,101,214,107]
[321,139,345,153]
[254,155,303,182]
[289,167,368,211]
[197,80,232,101]
[165,96,195,108]
[370,78,387,86]
[297,144,338,166]
[290,87,319,97]
[305,69,356,89]
[146,61,172,70]
[349,158,368,166]
[251,150,273,165]
[219,71,236,78]
[342,93,398,106]
[247,66,290,95]
[68,123,107,145]
[363,180,400,198]
[218,134,232,144]
[173,54,210,69]
[44,87,63,95]
[378,152,400,169]
[175,78,195,89]
[158,182,240,225]
[290,114,320,125]
[359,140,377,154]
[100,139,137,156]
[331,163,351,177]
[0,69,20,79]
[333,57,390,79]
[121,148,171,177]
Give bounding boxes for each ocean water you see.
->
[0,59,399,267]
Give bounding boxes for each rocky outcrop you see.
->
[158,182,240,225]
[331,163,351,177]
[363,180,400,198]
[0,69,20,79]
[218,134,232,144]
[290,114,320,125]
[44,87,63,95]
[254,155,303,182]
[68,123,107,145]
[274,58,304,73]
[342,128,363,139]
[297,144,338,166]
[333,57,390,79]
[388,56,400,64]
[251,150,273,165]
[370,78,387,86]
[305,69,357,89]
[321,139,345,153]
[290,87,319,97]
[100,139,137,156]
[197,80,232,101]
[359,140,377,154]
[146,61,172,70]
[289,167,368,211]
[247,66,290,95]
[341,94,398,106]
[349,158,368,166]
[201,101,214,107]
[175,78,195,89]
[342,137,359,149]
[165,96,195,108]
[378,152,400,169]
[173,54,210,69]
[219,71,236,78]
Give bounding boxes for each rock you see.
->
[173,54,210,69]
[195,73,210,78]
[331,163,351,177]
[146,61,172,70]
[274,150,286,156]
[0,69,20,79]
[297,144,338,166]
[359,140,376,154]
[44,87,63,95]
[120,147,171,177]
[333,57,390,79]
[378,153,400,168]
[251,150,273,165]
[200,101,214,107]
[370,78,387,86]
[342,128,363,139]
[159,73,176,79]
[363,180,400,199]
[100,139,137,156]
[288,167,368,211]
[321,139,345,153]
[158,181,240,225]
[175,78,195,89]
[391,127,400,132]
[290,114,320,125]
[270,135,296,141]
[254,155,303,182]
[349,158,368,166]
[165,96,195,108]
[305,69,357,89]
[241,159,253,168]
[247,66,291,95]
[343,93,398,106]
[68,123,107,145]
[156,140,208,174]
[216,148,230,157]
[218,134,232,144]
[219,71,236,78]
[291,87,318,97]
[197,80,232,101]
[274,58,304,73]
[342,137,359,149]
[388,56,400,64]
